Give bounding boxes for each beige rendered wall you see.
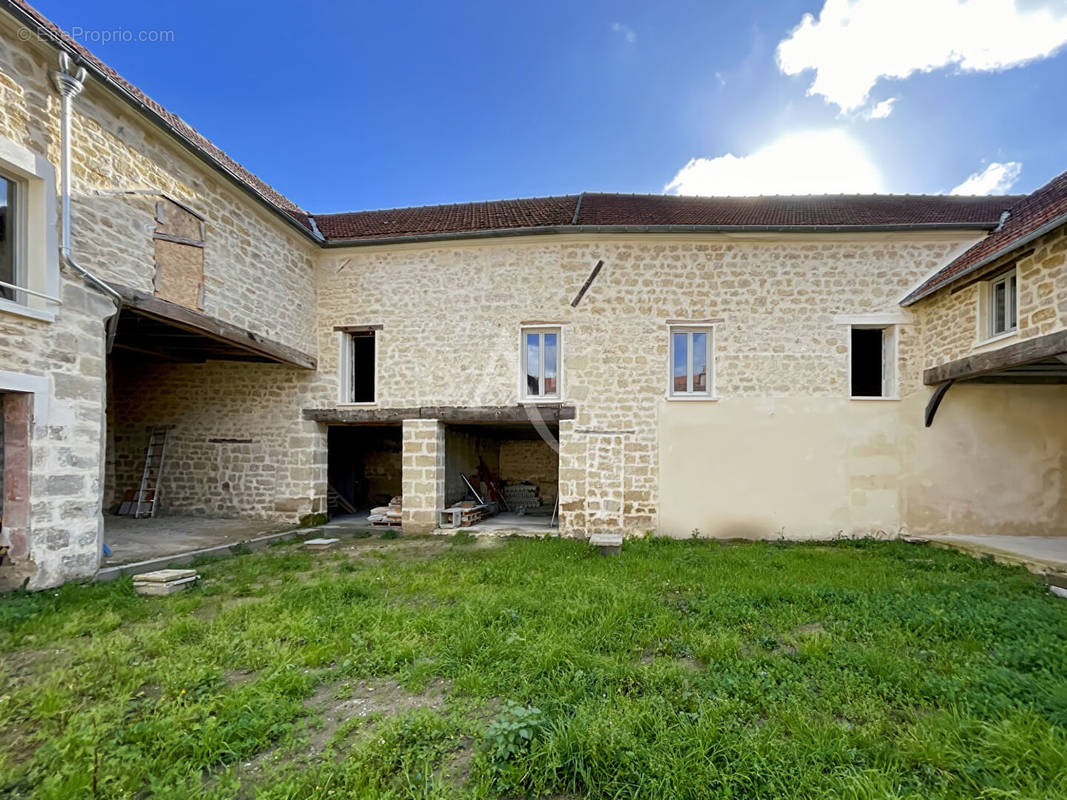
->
[312,233,986,538]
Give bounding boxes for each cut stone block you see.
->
[304,537,341,550]
[132,568,198,583]
[133,574,199,595]
[589,533,623,556]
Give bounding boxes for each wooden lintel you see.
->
[923,329,1067,385]
[302,405,577,425]
[113,283,316,370]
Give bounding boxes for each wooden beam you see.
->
[924,380,954,427]
[923,329,1067,385]
[303,405,577,425]
[570,260,604,307]
[112,283,316,370]
[112,342,201,363]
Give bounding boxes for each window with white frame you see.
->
[0,135,59,322]
[669,325,714,397]
[850,325,897,399]
[521,326,560,400]
[339,330,376,403]
[987,269,1017,338]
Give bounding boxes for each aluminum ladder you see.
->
[134,427,169,518]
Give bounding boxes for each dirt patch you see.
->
[792,622,825,636]
[224,669,257,688]
[336,536,452,563]
[304,676,451,753]
[208,676,453,792]
[2,649,64,684]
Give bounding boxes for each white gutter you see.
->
[51,53,123,345]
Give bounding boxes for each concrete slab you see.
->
[96,513,382,583]
[439,512,557,535]
[134,575,198,596]
[104,515,290,566]
[917,534,1067,577]
[131,568,198,582]
[304,538,340,550]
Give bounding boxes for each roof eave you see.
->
[322,221,1000,248]
[901,211,1067,306]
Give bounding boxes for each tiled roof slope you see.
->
[9,0,316,235]
[575,193,1019,229]
[317,193,1018,243]
[903,170,1067,305]
[314,196,579,240]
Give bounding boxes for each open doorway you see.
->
[444,422,559,532]
[327,425,402,516]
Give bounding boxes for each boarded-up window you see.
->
[153,197,205,309]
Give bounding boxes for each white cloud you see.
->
[864,97,897,119]
[950,161,1023,194]
[664,129,884,195]
[611,22,636,44]
[777,0,1067,112]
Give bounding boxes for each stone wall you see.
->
[0,22,319,587]
[499,439,558,506]
[917,222,1067,369]
[401,420,444,533]
[313,233,982,538]
[107,359,324,520]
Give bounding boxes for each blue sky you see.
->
[33,0,1067,212]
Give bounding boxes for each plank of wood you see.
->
[923,329,1067,385]
[112,283,316,370]
[302,405,577,424]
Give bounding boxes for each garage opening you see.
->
[327,425,402,518]
[443,422,559,532]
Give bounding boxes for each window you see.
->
[669,326,713,397]
[521,327,560,400]
[850,326,897,399]
[987,270,1017,338]
[0,175,18,302]
[0,134,59,322]
[340,330,376,403]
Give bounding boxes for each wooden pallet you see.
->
[440,503,493,528]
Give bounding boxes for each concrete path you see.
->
[917,534,1067,582]
[96,513,378,582]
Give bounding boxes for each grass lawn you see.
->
[2,534,1066,799]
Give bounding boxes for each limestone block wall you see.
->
[917,223,1067,369]
[0,280,113,590]
[314,233,981,538]
[499,439,558,506]
[401,420,445,532]
[0,24,320,587]
[106,359,325,521]
[0,24,318,356]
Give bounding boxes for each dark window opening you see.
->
[851,327,884,397]
[350,332,375,403]
[0,176,17,302]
